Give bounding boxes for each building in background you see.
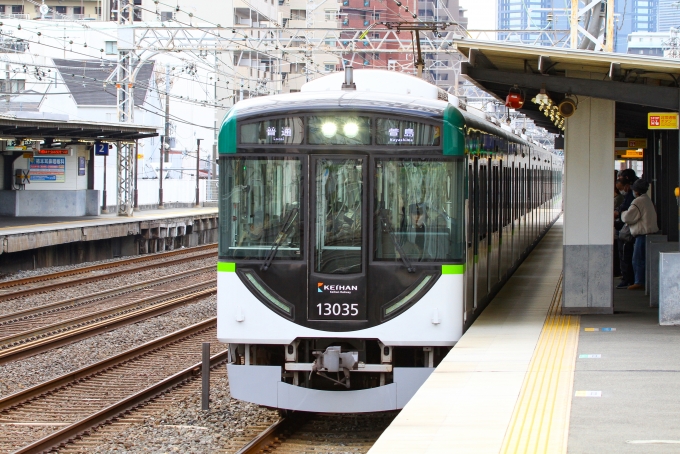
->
[658,0,680,32]
[615,0,658,52]
[497,0,570,45]
[626,31,668,55]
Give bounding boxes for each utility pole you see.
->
[195,138,202,208]
[101,154,108,214]
[133,140,139,211]
[159,63,169,209]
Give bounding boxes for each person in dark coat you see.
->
[614,168,638,289]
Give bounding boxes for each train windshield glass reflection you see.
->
[374,159,465,262]
[219,157,303,259]
[314,158,363,274]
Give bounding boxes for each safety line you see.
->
[500,273,580,454]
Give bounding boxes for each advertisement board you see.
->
[30,157,66,182]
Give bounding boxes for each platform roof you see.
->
[453,39,680,136]
[0,115,158,142]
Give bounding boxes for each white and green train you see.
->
[217,69,562,413]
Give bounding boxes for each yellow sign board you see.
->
[648,112,679,129]
[22,152,33,159]
[619,149,644,159]
[627,138,647,148]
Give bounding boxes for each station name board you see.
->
[648,112,679,130]
[37,149,70,155]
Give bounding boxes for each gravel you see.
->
[85,369,279,454]
[0,257,216,317]
[0,294,217,399]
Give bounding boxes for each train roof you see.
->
[224,70,560,152]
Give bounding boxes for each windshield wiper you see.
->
[261,207,299,271]
[377,209,415,273]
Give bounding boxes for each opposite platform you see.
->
[0,207,218,261]
[370,219,574,453]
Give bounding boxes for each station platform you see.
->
[370,219,680,453]
[0,207,218,270]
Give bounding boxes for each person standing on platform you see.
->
[613,174,625,278]
[614,169,638,289]
[621,179,658,290]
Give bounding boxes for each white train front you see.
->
[217,70,563,413]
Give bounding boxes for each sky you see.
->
[458,0,497,30]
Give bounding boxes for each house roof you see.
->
[52,59,155,107]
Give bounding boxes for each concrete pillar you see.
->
[659,252,680,324]
[562,96,615,314]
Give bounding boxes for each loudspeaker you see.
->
[558,99,577,117]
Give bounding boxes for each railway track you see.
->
[0,319,227,454]
[0,265,215,336]
[0,243,217,301]
[0,280,217,364]
[234,411,398,454]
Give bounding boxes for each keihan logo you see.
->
[317,283,358,294]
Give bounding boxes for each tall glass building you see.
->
[497,0,571,46]
[614,0,658,52]
[657,0,680,32]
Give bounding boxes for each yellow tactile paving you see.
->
[500,275,580,454]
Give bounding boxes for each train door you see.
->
[477,160,489,302]
[489,163,500,289]
[308,156,368,321]
[466,160,476,317]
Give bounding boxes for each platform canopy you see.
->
[0,115,158,142]
[453,39,680,136]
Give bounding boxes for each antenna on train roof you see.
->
[342,66,356,90]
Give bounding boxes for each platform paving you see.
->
[568,283,680,453]
[370,220,565,453]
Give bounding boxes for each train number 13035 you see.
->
[316,303,359,317]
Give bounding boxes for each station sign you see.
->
[37,149,69,155]
[94,142,109,156]
[648,112,679,130]
[627,138,647,148]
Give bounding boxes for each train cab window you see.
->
[314,158,364,274]
[307,116,371,145]
[374,159,465,263]
[219,157,303,260]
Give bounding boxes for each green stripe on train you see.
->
[217,262,236,272]
[442,264,465,274]
[218,106,238,154]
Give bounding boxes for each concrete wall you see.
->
[563,93,615,314]
[0,189,100,216]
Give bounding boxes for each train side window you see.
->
[479,164,487,240]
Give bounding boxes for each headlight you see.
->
[343,122,359,138]
[321,122,337,138]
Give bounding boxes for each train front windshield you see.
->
[374,159,465,262]
[219,155,465,264]
[220,157,303,260]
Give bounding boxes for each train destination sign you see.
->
[648,112,679,130]
[37,149,69,155]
